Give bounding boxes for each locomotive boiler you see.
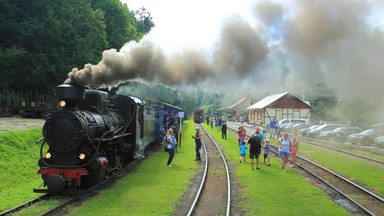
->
[35,83,158,193]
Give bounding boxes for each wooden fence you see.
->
[0,90,58,118]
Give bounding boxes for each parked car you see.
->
[348,129,384,145]
[284,123,311,133]
[307,124,344,138]
[374,136,384,147]
[319,127,345,140]
[280,123,295,132]
[300,125,321,136]
[277,118,308,128]
[335,127,364,141]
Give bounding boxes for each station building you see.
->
[247,92,314,125]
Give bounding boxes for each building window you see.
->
[290,101,294,107]
[282,101,286,106]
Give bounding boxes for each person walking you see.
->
[240,141,248,163]
[221,121,227,139]
[252,126,264,144]
[262,122,267,138]
[269,118,277,139]
[192,127,202,161]
[290,129,299,168]
[166,128,177,167]
[263,139,271,166]
[237,126,246,147]
[247,131,262,170]
[277,132,292,172]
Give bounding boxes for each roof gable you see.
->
[247,92,314,109]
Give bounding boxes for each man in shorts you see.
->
[247,131,262,170]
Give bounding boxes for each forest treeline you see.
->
[0,0,153,92]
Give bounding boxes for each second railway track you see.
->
[227,124,384,215]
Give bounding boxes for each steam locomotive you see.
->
[35,84,183,193]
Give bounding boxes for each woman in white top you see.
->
[277,132,292,172]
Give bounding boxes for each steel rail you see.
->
[267,144,376,216]
[187,126,209,216]
[300,138,384,165]
[201,124,231,216]
[0,194,50,216]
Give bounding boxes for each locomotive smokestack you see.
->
[56,84,85,107]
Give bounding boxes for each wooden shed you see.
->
[247,92,313,125]
[216,97,252,120]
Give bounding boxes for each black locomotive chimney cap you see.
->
[56,83,85,107]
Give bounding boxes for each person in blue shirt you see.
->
[166,128,177,167]
[263,139,271,166]
[269,118,277,139]
[192,127,202,161]
[252,126,264,144]
[239,141,248,163]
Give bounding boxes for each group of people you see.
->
[164,116,299,171]
[238,125,299,172]
[165,125,203,167]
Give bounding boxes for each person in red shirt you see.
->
[237,126,246,147]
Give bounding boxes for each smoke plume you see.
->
[65,17,268,88]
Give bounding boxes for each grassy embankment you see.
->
[205,126,349,215]
[67,120,199,215]
[0,129,48,212]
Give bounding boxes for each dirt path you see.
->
[173,125,243,216]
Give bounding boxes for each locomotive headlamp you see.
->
[79,153,86,160]
[59,100,66,107]
[45,152,51,159]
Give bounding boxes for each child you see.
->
[240,141,248,163]
[263,139,271,166]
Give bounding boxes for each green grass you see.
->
[297,143,384,196]
[67,120,199,216]
[206,127,349,215]
[304,138,384,162]
[0,129,46,212]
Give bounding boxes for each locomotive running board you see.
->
[94,132,133,142]
[33,188,49,193]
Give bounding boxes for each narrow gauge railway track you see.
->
[1,152,147,216]
[0,194,50,216]
[187,124,230,216]
[227,126,384,215]
[299,138,384,167]
[300,136,384,159]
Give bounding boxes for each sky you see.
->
[66,0,384,120]
[120,0,256,50]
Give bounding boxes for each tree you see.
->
[91,0,139,49]
[134,7,154,37]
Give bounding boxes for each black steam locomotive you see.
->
[35,84,182,193]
